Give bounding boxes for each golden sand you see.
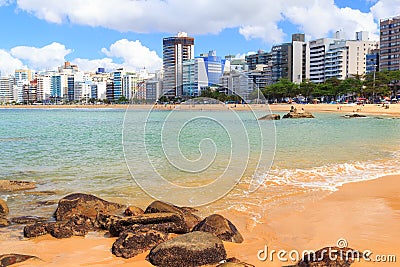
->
[1,175,398,266]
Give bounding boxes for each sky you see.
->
[1,0,400,75]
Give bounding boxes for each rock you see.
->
[11,216,48,224]
[342,113,367,118]
[0,198,9,216]
[283,111,314,119]
[192,214,243,243]
[0,254,38,266]
[54,193,123,222]
[258,114,281,120]
[36,200,58,206]
[112,229,167,258]
[48,215,94,239]
[24,190,57,196]
[0,180,36,191]
[148,231,227,267]
[24,222,54,238]
[96,214,122,230]
[144,201,201,232]
[292,246,362,267]
[124,206,144,216]
[0,217,10,227]
[109,212,186,237]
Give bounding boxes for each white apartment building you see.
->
[182,58,208,97]
[36,75,51,102]
[0,76,14,103]
[308,38,334,83]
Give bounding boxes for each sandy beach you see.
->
[2,103,400,117]
[0,174,398,266]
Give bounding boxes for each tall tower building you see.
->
[162,32,194,98]
[380,16,400,71]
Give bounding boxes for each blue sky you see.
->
[0,0,400,74]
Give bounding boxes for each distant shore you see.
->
[2,103,400,117]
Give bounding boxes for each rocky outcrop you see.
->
[0,198,9,216]
[54,193,123,222]
[11,216,47,224]
[258,114,281,120]
[112,229,167,258]
[290,246,362,267]
[144,201,201,232]
[342,114,367,118]
[0,217,10,227]
[0,180,36,191]
[148,231,227,267]
[124,206,144,216]
[108,212,186,237]
[24,215,94,239]
[217,258,255,267]
[192,214,243,243]
[0,254,38,267]
[283,111,314,119]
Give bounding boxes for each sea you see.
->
[1,107,400,223]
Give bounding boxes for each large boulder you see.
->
[258,114,281,120]
[24,222,54,238]
[0,254,38,267]
[148,231,227,267]
[0,180,36,191]
[0,198,9,216]
[192,214,243,243]
[109,212,186,237]
[144,201,201,232]
[112,229,167,258]
[291,246,362,267]
[54,193,123,222]
[124,206,144,216]
[342,114,367,118]
[283,111,314,119]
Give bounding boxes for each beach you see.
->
[0,105,399,266]
[0,175,398,266]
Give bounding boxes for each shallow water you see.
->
[0,108,399,218]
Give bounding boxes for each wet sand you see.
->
[2,175,399,266]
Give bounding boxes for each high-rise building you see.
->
[162,32,194,98]
[380,16,400,71]
[36,75,51,102]
[366,49,380,74]
[271,43,292,83]
[182,58,208,97]
[200,50,226,86]
[0,76,14,103]
[245,50,271,71]
[308,38,334,83]
[112,68,124,101]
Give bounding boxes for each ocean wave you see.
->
[261,154,400,191]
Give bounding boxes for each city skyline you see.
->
[0,0,400,76]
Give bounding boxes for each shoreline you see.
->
[1,174,399,266]
[1,103,400,117]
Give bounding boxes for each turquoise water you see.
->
[1,108,400,217]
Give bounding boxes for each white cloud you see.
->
[0,0,12,6]
[370,0,400,21]
[71,58,120,73]
[10,42,72,71]
[101,39,162,71]
[0,50,25,76]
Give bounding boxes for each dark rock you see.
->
[54,193,123,222]
[342,114,367,118]
[24,222,54,238]
[0,180,36,191]
[109,212,186,237]
[11,216,48,224]
[48,215,94,239]
[120,222,186,236]
[217,257,255,267]
[112,229,167,258]
[292,246,362,267]
[0,217,10,227]
[96,214,122,230]
[283,111,314,119]
[36,200,58,206]
[258,114,281,120]
[144,201,201,232]
[0,198,9,216]
[148,231,227,267]
[124,206,144,216]
[0,254,38,266]
[24,190,57,196]
[192,214,243,243]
